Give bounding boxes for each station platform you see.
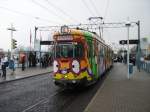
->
[0,66,52,84]
[84,63,150,112]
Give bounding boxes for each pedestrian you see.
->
[28,52,32,67]
[9,57,15,75]
[0,57,1,76]
[43,55,47,68]
[140,57,144,69]
[48,55,52,66]
[32,54,36,67]
[0,56,7,78]
[21,55,25,71]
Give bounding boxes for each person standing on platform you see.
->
[21,54,26,71]
[28,52,32,67]
[0,56,7,78]
[9,57,15,75]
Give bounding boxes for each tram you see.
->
[52,26,113,87]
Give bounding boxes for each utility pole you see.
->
[34,26,38,51]
[136,21,141,72]
[7,24,16,58]
[122,43,125,63]
[125,20,131,79]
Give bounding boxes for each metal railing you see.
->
[140,60,150,73]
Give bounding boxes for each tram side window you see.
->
[104,47,106,56]
[100,45,102,56]
[106,48,108,58]
[88,44,93,58]
[100,45,104,57]
[98,43,101,61]
[94,41,98,56]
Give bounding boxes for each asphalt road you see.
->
[0,72,108,112]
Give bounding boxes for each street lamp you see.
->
[136,21,141,72]
[125,21,131,79]
[7,24,17,58]
[34,26,38,50]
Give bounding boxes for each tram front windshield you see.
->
[55,42,83,58]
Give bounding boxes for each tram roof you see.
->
[54,28,105,43]
[54,25,111,48]
[53,27,112,50]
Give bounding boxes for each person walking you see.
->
[9,57,15,75]
[21,54,25,71]
[0,57,1,76]
[28,52,32,67]
[0,56,7,78]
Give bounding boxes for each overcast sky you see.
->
[0,0,150,51]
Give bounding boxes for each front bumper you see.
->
[53,78,87,87]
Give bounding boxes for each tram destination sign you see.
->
[40,41,54,45]
[119,39,139,45]
[57,35,73,41]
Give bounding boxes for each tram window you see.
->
[87,40,95,58]
[74,43,83,58]
[100,45,104,56]
[55,43,83,58]
[88,44,93,58]
[99,44,102,56]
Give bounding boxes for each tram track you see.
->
[21,70,110,112]
[22,88,65,112]
[0,71,110,112]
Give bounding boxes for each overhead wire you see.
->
[44,0,80,23]
[90,0,102,16]
[102,0,118,41]
[31,0,73,23]
[104,0,110,20]
[81,0,104,34]
[0,6,61,24]
[81,0,96,16]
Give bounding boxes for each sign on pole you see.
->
[119,39,139,45]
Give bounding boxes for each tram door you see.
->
[88,42,93,71]
[87,39,98,79]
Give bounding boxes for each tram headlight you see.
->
[53,60,59,73]
[72,60,80,74]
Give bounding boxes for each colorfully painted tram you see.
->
[52,26,113,87]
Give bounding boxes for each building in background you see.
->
[0,48,4,58]
[141,37,150,57]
